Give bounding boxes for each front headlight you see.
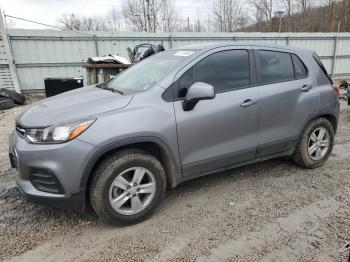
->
[24,118,96,144]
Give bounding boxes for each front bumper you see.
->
[9,130,98,211]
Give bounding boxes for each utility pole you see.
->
[187,17,190,31]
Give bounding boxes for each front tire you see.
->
[292,118,334,168]
[89,149,166,225]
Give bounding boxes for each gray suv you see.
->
[9,43,339,224]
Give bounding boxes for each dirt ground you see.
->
[0,100,350,262]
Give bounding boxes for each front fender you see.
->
[78,136,182,202]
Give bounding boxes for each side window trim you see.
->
[248,49,258,87]
[253,49,262,84]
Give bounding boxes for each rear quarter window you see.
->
[292,54,308,79]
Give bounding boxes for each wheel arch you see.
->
[298,113,338,144]
[80,137,181,204]
[306,114,338,133]
[319,114,337,133]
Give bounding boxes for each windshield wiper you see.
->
[96,84,124,95]
[110,88,124,95]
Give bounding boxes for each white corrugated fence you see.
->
[2,29,350,93]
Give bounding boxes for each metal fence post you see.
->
[0,9,21,93]
[286,35,290,46]
[93,35,99,56]
[169,34,173,49]
[331,35,338,78]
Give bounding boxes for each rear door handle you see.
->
[300,84,313,92]
[240,99,257,107]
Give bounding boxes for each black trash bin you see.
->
[44,78,83,97]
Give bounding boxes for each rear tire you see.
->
[292,118,334,168]
[89,149,166,225]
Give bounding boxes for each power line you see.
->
[5,14,65,30]
[4,14,97,36]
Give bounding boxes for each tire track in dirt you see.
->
[198,199,339,262]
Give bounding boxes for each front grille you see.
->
[30,169,65,194]
[15,125,25,136]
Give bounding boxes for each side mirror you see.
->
[182,82,215,111]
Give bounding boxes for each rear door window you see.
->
[258,50,294,84]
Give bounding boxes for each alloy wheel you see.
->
[307,127,330,161]
[108,167,156,215]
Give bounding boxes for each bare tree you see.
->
[122,0,147,31]
[106,7,124,32]
[58,13,110,31]
[58,13,82,30]
[342,0,350,31]
[157,0,179,32]
[295,0,310,31]
[249,1,266,31]
[210,0,248,32]
[282,0,294,31]
[249,0,273,31]
[121,0,179,32]
[58,0,350,33]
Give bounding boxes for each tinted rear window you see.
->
[259,50,294,84]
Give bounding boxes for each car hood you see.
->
[17,86,133,127]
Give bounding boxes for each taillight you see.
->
[332,85,340,95]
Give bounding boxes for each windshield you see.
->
[107,50,196,94]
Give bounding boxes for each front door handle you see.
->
[300,84,313,92]
[240,99,257,107]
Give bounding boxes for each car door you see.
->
[254,49,317,158]
[173,48,259,177]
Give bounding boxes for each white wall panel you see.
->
[6,30,350,91]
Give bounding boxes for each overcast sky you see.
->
[0,0,213,29]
